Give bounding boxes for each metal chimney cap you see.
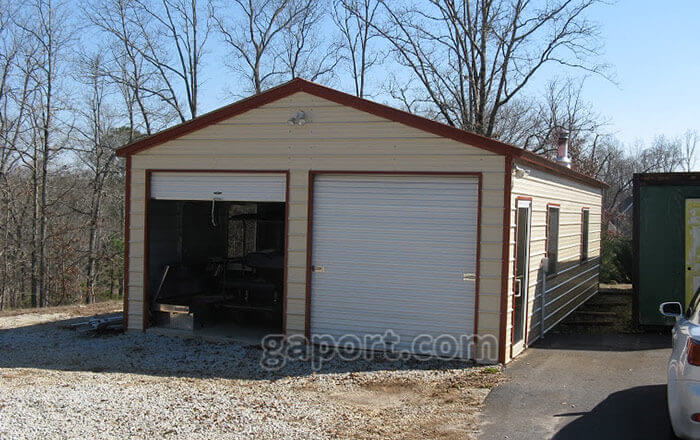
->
[555,129,572,168]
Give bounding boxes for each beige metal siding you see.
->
[505,163,603,361]
[126,91,506,363]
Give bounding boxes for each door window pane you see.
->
[581,209,590,261]
[513,205,530,345]
[547,207,559,274]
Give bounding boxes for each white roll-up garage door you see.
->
[310,174,478,358]
[150,172,286,201]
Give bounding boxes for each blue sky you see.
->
[577,0,700,146]
[196,0,699,149]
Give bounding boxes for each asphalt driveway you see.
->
[479,332,674,439]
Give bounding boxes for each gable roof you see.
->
[115,78,606,189]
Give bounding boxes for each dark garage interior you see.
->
[147,199,285,338]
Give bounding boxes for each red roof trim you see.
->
[515,150,607,189]
[296,80,522,157]
[115,78,606,189]
[116,80,303,157]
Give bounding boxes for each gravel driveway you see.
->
[0,303,501,440]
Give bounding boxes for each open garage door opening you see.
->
[145,172,287,340]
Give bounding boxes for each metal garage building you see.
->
[633,172,700,325]
[116,78,605,364]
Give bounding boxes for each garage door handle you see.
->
[312,265,325,273]
[462,273,476,281]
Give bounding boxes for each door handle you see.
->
[514,278,522,297]
[311,265,325,273]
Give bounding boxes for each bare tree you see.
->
[0,1,142,310]
[594,140,630,205]
[0,15,38,309]
[596,136,682,235]
[0,0,23,184]
[87,0,159,135]
[639,135,683,173]
[513,79,607,152]
[87,0,209,124]
[332,0,382,97]
[280,0,338,83]
[212,0,320,94]
[682,130,698,172]
[72,54,120,303]
[132,0,210,120]
[494,76,613,180]
[354,0,606,137]
[0,0,21,309]
[14,0,74,307]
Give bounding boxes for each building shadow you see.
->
[553,385,678,439]
[528,264,671,352]
[532,332,672,352]
[0,313,477,381]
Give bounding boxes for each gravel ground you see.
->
[0,304,502,440]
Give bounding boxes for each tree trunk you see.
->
[30,149,39,308]
[85,209,99,304]
[38,139,48,308]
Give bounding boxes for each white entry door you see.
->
[309,174,479,358]
[511,199,531,357]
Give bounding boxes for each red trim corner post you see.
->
[499,156,513,363]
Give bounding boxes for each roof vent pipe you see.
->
[556,130,572,169]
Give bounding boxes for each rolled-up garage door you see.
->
[150,172,286,201]
[309,174,478,359]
